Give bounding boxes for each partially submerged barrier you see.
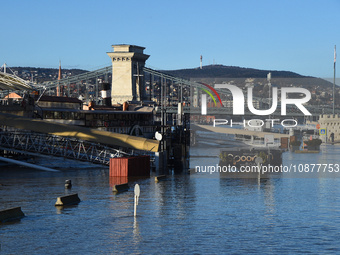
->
[112,183,129,193]
[155,175,166,182]
[55,194,81,206]
[0,207,25,222]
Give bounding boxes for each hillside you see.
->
[162,64,333,89]
[162,64,304,79]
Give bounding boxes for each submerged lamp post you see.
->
[134,184,140,217]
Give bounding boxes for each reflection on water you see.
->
[133,217,141,243]
[263,179,276,216]
[1,145,340,253]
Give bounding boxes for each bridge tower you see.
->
[107,45,150,104]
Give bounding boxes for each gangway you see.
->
[0,131,129,165]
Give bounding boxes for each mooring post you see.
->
[65,180,72,189]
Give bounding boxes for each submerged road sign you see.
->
[320,128,326,135]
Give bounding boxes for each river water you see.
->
[1,144,340,254]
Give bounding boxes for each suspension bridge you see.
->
[3,64,334,117]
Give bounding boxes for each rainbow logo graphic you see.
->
[199,83,223,115]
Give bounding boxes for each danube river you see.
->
[1,144,340,254]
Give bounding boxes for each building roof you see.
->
[4,92,22,99]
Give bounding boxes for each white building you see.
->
[318,114,340,142]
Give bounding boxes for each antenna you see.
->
[200,55,202,69]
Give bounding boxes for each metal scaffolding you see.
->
[0,130,130,165]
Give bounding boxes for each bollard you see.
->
[155,175,166,182]
[55,193,81,206]
[0,207,25,223]
[112,183,129,193]
[65,180,72,189]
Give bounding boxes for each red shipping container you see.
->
[109,156,150,177]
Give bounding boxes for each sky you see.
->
[1,0,340,79]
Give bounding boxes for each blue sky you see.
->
[1,0,339,78]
